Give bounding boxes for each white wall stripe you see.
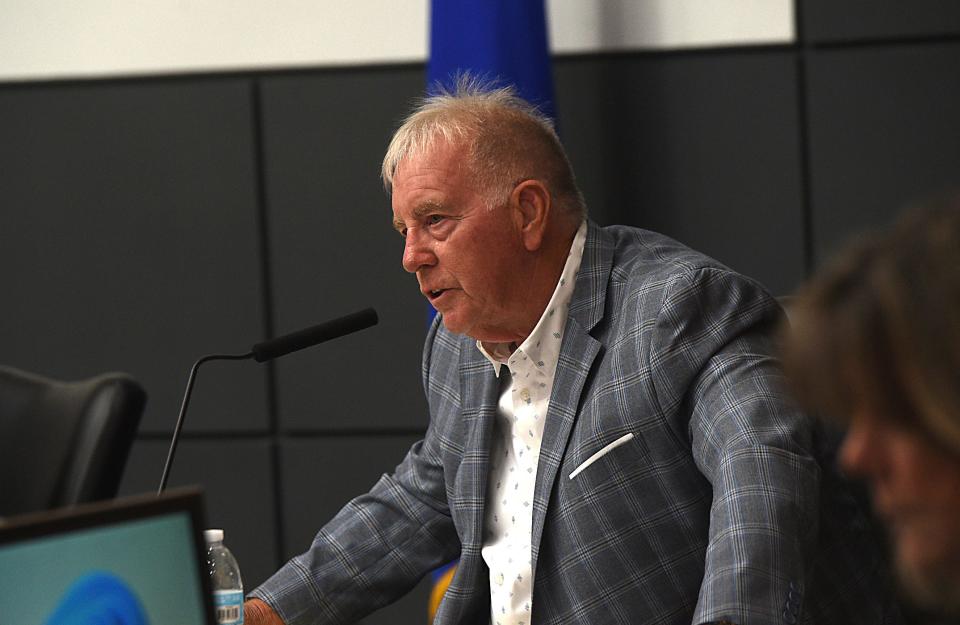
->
[549,0,794,54]
[0,1,795,82]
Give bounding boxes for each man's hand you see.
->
[244,599,285,625]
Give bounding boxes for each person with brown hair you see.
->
[783,193,960,614]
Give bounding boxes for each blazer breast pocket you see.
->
[568,432,636,480]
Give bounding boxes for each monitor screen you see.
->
[0,489,215,625]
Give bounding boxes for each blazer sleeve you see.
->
[649,267,819,625]
[248,317,461,625]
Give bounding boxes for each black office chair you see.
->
[0,365,146,517]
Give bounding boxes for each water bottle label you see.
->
[212,589,244,624]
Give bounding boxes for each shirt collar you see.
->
[477,221,588,377]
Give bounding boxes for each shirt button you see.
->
[520,389,530,401]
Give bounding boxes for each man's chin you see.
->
[438,312,469,337]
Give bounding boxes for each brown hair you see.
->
[782,193,960,451]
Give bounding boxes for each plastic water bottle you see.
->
[204,529,244,625]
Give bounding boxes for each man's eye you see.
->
[426,215,444,225]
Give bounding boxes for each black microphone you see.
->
[251,307,378,362]
[157,308,378,494]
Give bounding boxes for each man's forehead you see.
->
[392,147,469,202]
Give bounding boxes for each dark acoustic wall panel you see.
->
[0,79,269,433]
[555,51,805,296]
[261,69,431,432]
[280,436,432,625]
[802,0,960,43]
[806,43,960,265]
[118,438,278,588]
[7,19,958,622]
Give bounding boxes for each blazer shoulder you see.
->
[591,226,780,336]
[604,225,726,282]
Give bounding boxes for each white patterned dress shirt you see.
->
[477,221,587,625]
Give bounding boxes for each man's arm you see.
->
[650,267,817,625]
[245,318,461,625]
[246,435,460,624]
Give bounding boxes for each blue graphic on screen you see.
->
[0,513,208,624]
[45,572,148,625]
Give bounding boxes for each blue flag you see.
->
[428,0,556,121]
[424,0,557,327]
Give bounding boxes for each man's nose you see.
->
[402,229,436,274]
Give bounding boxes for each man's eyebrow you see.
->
[392,201,446,232]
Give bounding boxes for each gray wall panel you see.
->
[0,79,269,433]
[4,18,959,622]
[806,43,960,264]
[555,52,805,296]
[118,438,278,589]
[280,436,433,625]
[261,69,431,432]
[802,1,960,43]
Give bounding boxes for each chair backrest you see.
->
[0,366,146,517]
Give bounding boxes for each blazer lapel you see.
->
[530,221,613,570]
[454,341,500,555]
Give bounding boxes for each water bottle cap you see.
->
[203,529,224,543]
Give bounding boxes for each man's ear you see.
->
[511,179,551,252]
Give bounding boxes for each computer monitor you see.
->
[0,488,216,624]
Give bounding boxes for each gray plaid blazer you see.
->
[252,222,901,625]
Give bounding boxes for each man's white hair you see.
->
[381,74,586,220]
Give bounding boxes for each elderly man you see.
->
[245,80,899,625]
[783,195,960,616]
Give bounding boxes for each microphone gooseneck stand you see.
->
[157,351,253,495]
[156,307,379,495]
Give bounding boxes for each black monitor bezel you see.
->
[0,487,217,625]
